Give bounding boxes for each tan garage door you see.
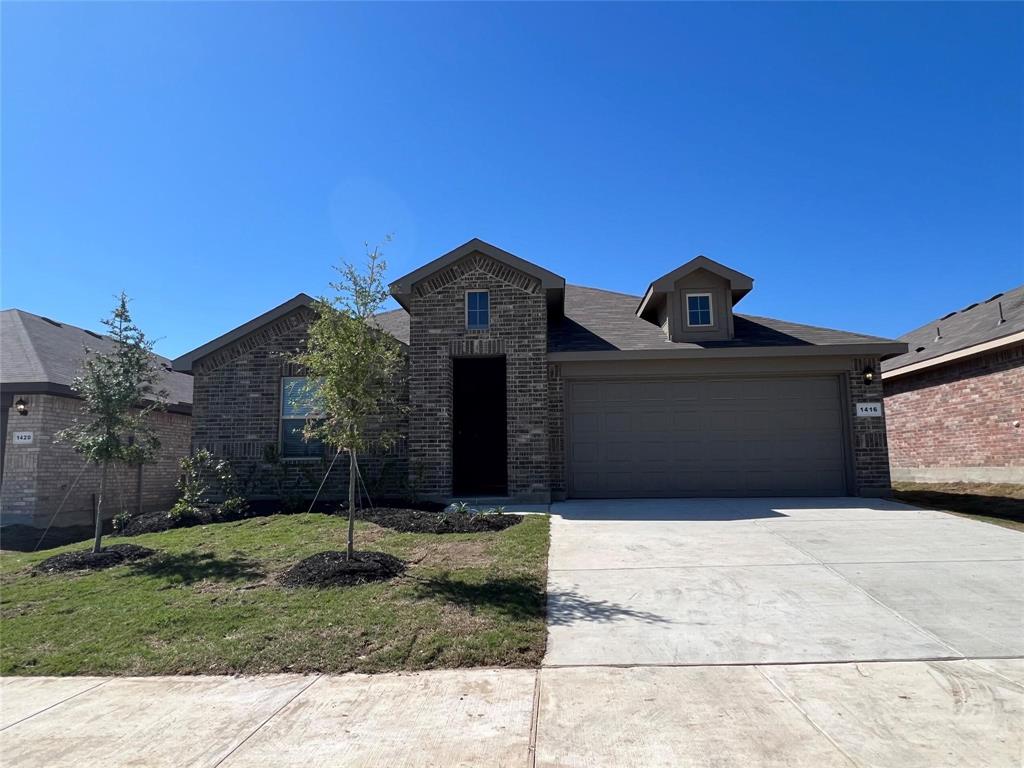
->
[567,376,848,497]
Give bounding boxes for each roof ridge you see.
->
[896,282,1024,340]
[566,283,642,300]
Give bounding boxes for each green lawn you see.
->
[0,513,550,676]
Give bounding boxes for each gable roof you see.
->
[171,294,411,373]
[172,293,315,373]
[1,309,193,411]
[881,283,1024,376]
[550,285,905,359]
[637,255,754,321]
[389,238,566,312]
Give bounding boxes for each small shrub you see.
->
[170,449,247,521]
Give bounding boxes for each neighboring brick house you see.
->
[0,309,193,530]
[882,284,1024,484]
[173,239,906,503]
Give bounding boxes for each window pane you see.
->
[282,377,323,418]
[687,296,712,326]
[467,292,489,328]
[281,419,324,458]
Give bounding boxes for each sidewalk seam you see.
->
[209,674,322,768]
[0,678,111,732]
[756,665,863,768]
[527,669,541,768]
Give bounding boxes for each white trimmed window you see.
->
[466,290,490,330]
[686,293,713,327]
[280,377,326,458]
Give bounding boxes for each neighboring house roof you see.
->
[548,285,903,359]
[881,283,1024,378]
[0,308,193,412]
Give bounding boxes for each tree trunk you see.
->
[347,449,356,561]
[93,463,108,554]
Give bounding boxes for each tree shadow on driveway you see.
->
[546,589,671,626]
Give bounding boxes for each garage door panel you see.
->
[567,376,847,497]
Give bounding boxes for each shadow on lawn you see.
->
[129,551,264,584]
[414,576,670,626]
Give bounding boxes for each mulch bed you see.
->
[33,544,155,574]
[278,551,406,588]
[117,508,245,537]
[357,507,523,534]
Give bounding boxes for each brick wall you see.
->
[407,253,550,501]
[883,343,1023,484]
[547,363,566,500]
[191,306,410,504]
[0,393,191,528]
[848,356,893,495]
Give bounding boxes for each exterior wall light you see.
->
[862,366,875,386]
[14,398,29,416]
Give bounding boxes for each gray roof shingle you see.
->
[881,283,1024,373]
[548,285,896,353]
[1,309,193,408]
[367,284,897,353]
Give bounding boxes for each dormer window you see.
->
[686,293,713,327]
[466,290,490,330]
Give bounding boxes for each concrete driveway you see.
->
[545,497,1024,666]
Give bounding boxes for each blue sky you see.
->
[3,2,1022,359]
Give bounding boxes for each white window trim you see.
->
[465,289,490,330]
[685,292,714,328]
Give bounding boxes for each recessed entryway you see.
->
[452,356,508,496]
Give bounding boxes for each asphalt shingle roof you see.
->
[881,284,1024,373]
[1,309,193,408]
[366,285,896,353]
[548,285,895,352]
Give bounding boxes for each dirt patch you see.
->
[893,482,1024,519]
[405,538,493,569]
[359,508,523,534]
[278,551,406,588]
[34,544,155,574]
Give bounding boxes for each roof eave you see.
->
[172,293,315,373]
[548,341,908,363]
[881,329,1024,380]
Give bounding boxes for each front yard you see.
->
[0,513,549,676]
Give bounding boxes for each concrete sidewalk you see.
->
[3,660,1022,767]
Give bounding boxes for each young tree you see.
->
[57,293,167,553]
[294,241,407,560]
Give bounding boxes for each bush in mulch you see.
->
[357,507,523,534]
[278,551,406,588]
[33,544,155,574]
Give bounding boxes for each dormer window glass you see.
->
[686,293,713,327]
[466,290,490,330]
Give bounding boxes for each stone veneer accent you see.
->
[407,252,550,501]
[0,393,191,527]
[884,344,1023,484]
[191,306,409,503]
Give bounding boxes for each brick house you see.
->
[882,284,1023,484]
[173,239,906,504]
[0,309,193,530]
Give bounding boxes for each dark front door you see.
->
[453,356,508,496]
